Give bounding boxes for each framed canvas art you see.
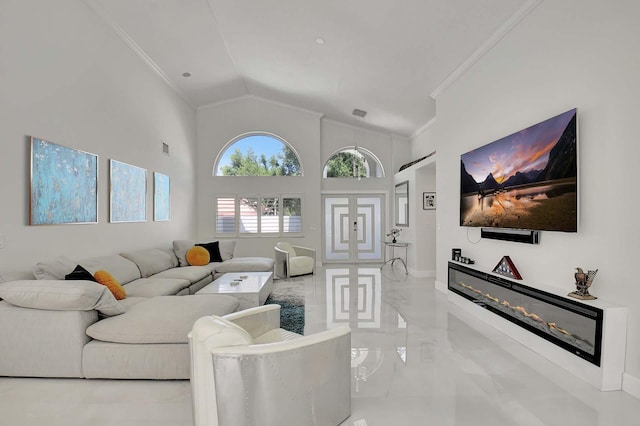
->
[30,137,98,225]
[109,159,147,223]
[153,172,170,221]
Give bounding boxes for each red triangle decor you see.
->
[492,256,522,280]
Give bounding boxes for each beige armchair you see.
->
[189,305,351,426]
[274,242,316,279]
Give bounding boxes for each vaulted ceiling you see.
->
[87,0,536,136]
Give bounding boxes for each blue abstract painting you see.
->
[110,159,147,223]
[154,172,170,221]
[30,137,98,225]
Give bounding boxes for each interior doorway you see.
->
[322,194,385,263]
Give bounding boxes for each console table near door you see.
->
[381,241,409,273]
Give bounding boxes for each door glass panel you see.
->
[325,197,349,260]
[357,197,381,260]
[324,195,383,262]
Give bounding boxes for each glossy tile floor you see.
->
[1,265,639,425]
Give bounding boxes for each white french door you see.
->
[322,194,384,263]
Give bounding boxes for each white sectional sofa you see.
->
[0,240,275,380]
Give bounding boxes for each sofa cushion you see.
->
[173,240,195,267]
[196,241,223,262]
[288,256,315,277]
[120,248,176,278]
[0,270,34,283]
[80,255,141,285]
[33,256,77,280]
[215,257,275,274]
[161,247,180,268]
[0,280,124,316]
[219,240,236,261]
[151,265,214,284]
[118,297,147,310]
[94,270,127,300]
[85,295,240,344]
[122,278,190,298]
[65,265,97,282]
[186,246,210,266]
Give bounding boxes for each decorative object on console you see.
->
[568,267,598,300]
[386,228,401,243]
[452,248,474,264]
[30,137,98,225]
[423,192,436,210]
[492,256,522,280]
[452,248,461,261]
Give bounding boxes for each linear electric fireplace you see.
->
[448,262,603,365]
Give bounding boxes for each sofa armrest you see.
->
[0,301,98,377]
[292,245,316,274]
[223,305,281,339]
[274,246,290,278]
[209,327,351,426]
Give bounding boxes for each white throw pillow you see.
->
[218,240,236,261]
[0,280,125,316]
[120,249,175,277]
[173,240,195,267]
[33,256,77,280]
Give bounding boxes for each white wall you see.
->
[414,0,640,389]
[196,97,323,257]
[196,99,408,260]
[415,163,436,277]
[0,0,197,272]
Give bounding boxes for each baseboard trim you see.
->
[623,373,640,400]
[408,268,435,278]
[435,280,447,293]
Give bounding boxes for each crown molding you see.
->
[430,0,543,99]
[84,0,194,109]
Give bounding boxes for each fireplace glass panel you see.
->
[448,262,602,365]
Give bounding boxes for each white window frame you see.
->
[215,194,303,237]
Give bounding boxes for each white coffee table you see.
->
[196,271,274,310]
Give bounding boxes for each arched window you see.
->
[323,146,384,178]
[214,133,302,176]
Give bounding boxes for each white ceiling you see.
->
[87,0,535,137]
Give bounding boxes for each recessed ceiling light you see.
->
[315,37,325,45]
[182,72,192,78]
[352,109,367,118]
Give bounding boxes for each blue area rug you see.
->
[265,279,305,335]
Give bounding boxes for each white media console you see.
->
[445,261,627,391]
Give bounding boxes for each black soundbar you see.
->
[481,228,540,244]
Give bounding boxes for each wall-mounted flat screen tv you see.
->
[460,108,577,232]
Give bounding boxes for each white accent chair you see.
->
[189,305,351,426]
[274,242,316,279]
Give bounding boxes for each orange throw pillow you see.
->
[93,270,127,300]
[186,246,210,266]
